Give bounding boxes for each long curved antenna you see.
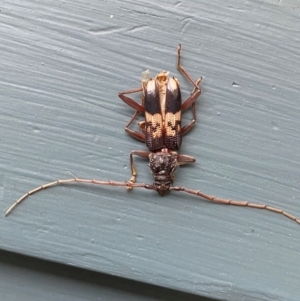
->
[170,186,300,224]
[5,178,300,225]
[5,178,154,217]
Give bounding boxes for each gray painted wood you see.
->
[0,250,214,301]
[1,1,300,300]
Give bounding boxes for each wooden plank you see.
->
[1,0,300,300]
[0,250,214,301]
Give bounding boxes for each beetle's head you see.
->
[148,150,178,196]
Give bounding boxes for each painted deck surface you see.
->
[1,1,300,300]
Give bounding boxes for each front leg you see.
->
[127,150,151,190]
[177,153,196,165]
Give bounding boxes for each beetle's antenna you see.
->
[4,178,155,217]
[5,178,300,225]
[170,186,300,225]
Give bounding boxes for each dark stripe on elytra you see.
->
[144,81,160,114]
[167,120,181,131]
[166,79,181,114]
[146,136,164,151]
[146,121,161,134]
[165,134,182,150]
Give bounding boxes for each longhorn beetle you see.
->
[5,45,300,226]
[118,44,202,194]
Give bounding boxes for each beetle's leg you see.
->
[189,76,203,96]
[127,150,150,190]
[118,88,146,142]
[177,153,196,165]
[138,121,146,133]
[181,85,202,136]
[177,44,202,92]
[124,111,146,142]
[177,45,202,136]
[118,87,144,111]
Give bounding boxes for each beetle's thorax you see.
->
[148,148,178,195]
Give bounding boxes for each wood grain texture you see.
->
[1,0,300,300]
[0,250,214,301]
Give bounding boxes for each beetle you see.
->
[5,45,300,226]
[118,44,202,195]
